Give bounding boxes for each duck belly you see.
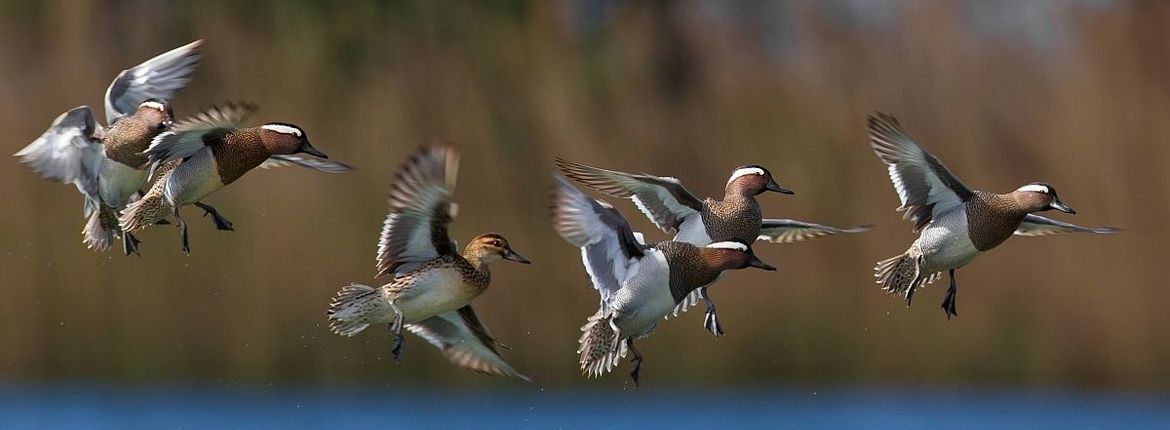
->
[610,250,675,337]
[98,161,147,208]
[917,209,981,272]
[164,149,225,207]
[390,267,477,323]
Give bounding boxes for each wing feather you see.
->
[258,154,354,173]
[868,113,973,232]
[376,142,459,277]
[406,307,530,381]
[104,40,203,124]
[555,158,703,233]
[1014,214,1119,236]
[758,219,873,243]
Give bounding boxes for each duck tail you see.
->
[577,310,627,378]
[119,187,172,233]
[874,249,939,306]
[327,283,386,337]
[81,198,119,252]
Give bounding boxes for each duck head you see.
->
[134,98,175,130]
[701,239,775,271]
[725,165,793,197]
[1012,182,1075,214]
[464,233,531,265]
[259,123,329,158]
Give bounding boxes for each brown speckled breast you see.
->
[211,128,272,185]
[701,197,762,242]
[965,191,1029,251]
[104,117,163,168]
[655,241,720,303]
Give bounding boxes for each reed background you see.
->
[0,0,1165,390]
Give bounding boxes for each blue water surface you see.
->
[0,384,1166,429]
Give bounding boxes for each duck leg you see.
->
[388,301,406,362]
[627,338,644,387]
[194,202,234,231]
[941,269,958,319]
[699,287,725,337]
[122,232,141,256]
[174,207,191,256]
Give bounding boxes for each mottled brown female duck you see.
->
[327,142,531,381]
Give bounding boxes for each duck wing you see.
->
[104,40,203,125]
[868,112,973,232]
[407,306,530,381]
[758,219,873,243]
[552,174,646,311]
[15,106,106,208]
[258,154,354,173]
[1014,214,1119,236]
[555,157,703,234]
[376,142,460,277]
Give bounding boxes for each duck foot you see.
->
[700,288,725,337]
[194,202,234,231]
[175,208,191,256]
[389,302,405,362]
[122,232,141,256]
[627,339,644,387]
[941,269,958,319]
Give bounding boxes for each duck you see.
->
[119,101,352,254]
[555,158,870,336]
[867,112,1118,318]
[14,40,203,255]
[327,142,531,381]
[552,175,775,385]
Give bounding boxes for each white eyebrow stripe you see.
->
[1017,184,1050,194]
[262,124,303,136]
[727,167,765,184]
[706,241,747,251]
[140,101,166,112]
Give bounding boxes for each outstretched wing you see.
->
[1014,214,1120,237]
[104,40,203,125]
[376,142,460,278]
[15,106,106,206]
[555,157,704,234]
[407,306,530,381]
[868,113,973,232]
[258,155,354,173]
[551,174,646,310]
[142,101,257,175]
[758,219,873,243]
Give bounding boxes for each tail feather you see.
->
[874,250,940,306]
[81,200,119,252]
[119,190,171,232]
[327,283,388,337]
[577,310,627,378]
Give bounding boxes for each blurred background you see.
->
[1,0,1168,427]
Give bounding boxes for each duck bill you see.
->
[299,142,329,159]
[502,249,531,264]
[1049,200,1076,214]
[766,180,794,195]
[747,255,776,271]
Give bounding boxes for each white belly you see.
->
[165,149,225,206]
[390,267,476,323]
[674,215,712,245]
[918,209,981,272]
[98,161,147,208]
[610,250,675,337]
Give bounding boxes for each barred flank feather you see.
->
[119,190,172,232]
[874,249,940,306]
[326,283,384,337]
[577,310,627,377]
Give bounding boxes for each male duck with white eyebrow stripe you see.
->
[867,112,1118,318]
[555,158,871,337]
[119,101,352,254]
